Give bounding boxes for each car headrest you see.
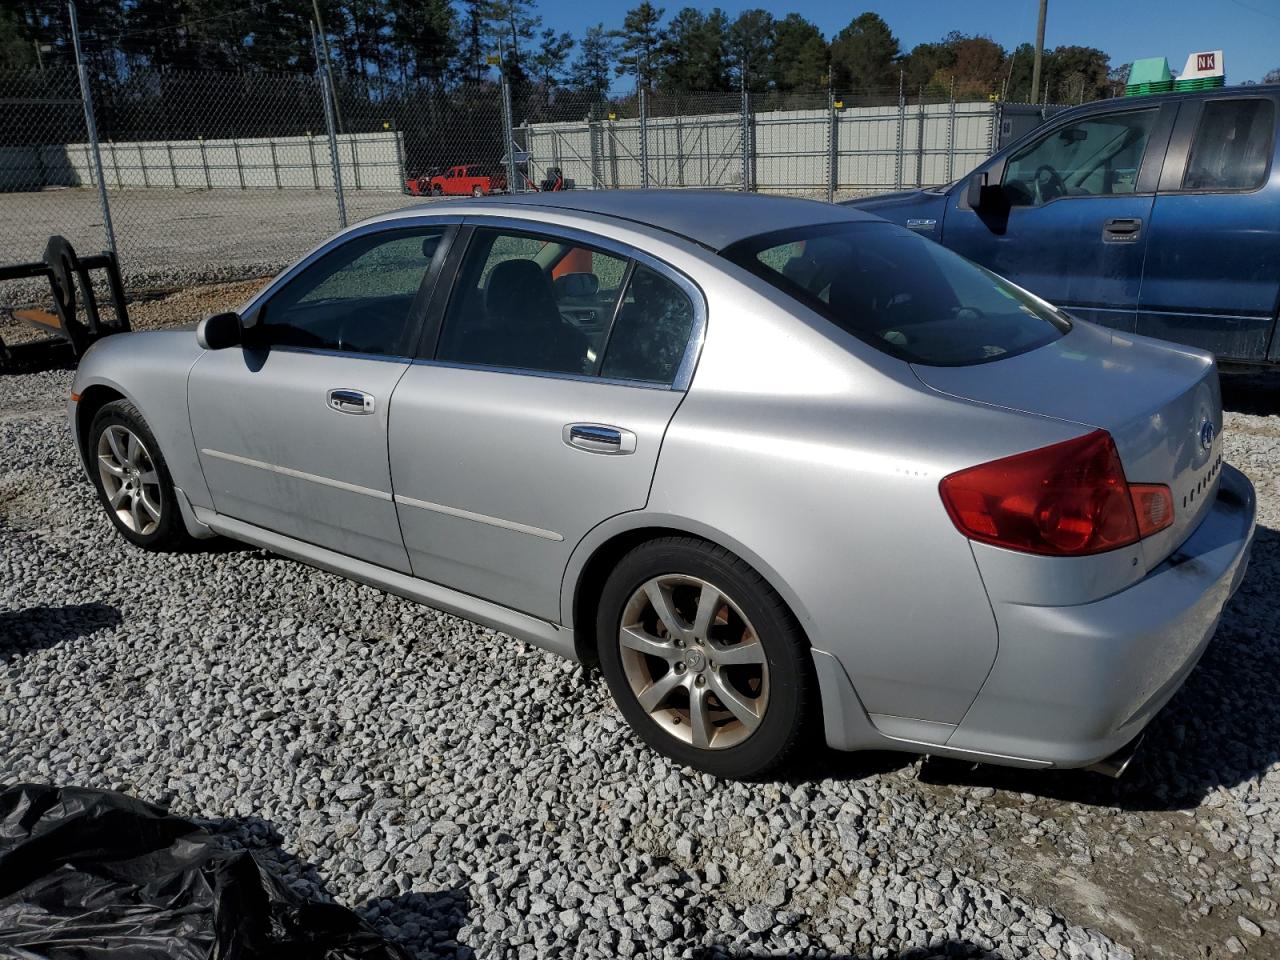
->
[485,259,558,323]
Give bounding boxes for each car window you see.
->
[258,227,444,356]
[1182,99,1275,191]
[600,265,696,384]
[435,227,628,376]
[722,221,1070,367]
[1001,109,1157,206]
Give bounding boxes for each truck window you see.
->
[1001,109,1157,206]
[1182,99,1274,191]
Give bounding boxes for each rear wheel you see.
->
[88,399,194,551]
[472,185,484,197]
[597,537,813,778]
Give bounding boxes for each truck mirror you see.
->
[966,171,988,211]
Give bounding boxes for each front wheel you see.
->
[88,399,195,551]
[597,537,814,779]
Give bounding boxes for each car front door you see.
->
[1137,95,1280,361]
[188,222,453,573]
[388,221,703,621]
[943,104,1175,332]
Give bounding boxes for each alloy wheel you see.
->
[618,574,769,750]
[96,424,162,535]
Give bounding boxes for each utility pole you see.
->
[310,0,343,133]
[1030,0,1048,105]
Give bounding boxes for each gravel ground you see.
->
[1,355,1278,959]
[0,187,435,306]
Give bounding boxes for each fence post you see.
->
[313,28,347,227]
[895,70,905,190]
[589,105,603,189]
[138,143,149,188]
[501,75,517,194]
[826,91,837,203]
[638,86,649,188]
[391,123,407,194]
[990,99,1003,157]
[739,86,751,192]
[198,137,210,188]
[916,91,925,187]
[946,78,956,184]
[69,1,116,255]
[233,140,245,189]
[307,135,319,189]
[107,140,120,187]
[166,142,177,187]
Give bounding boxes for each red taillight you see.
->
[939,430,1173,557]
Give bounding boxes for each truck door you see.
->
[943,103,1175,332]
[1137,95,1280,362]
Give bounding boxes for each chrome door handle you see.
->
[327,388,375,415]
[564,423,637,455]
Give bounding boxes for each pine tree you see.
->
[613,2,663,91]
[569,23,614,95]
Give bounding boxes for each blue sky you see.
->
[537,0,1279,84]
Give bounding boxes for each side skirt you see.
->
[195,508,575,660]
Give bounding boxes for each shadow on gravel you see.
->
[0,601,122,661]
[695,942,1002,959]
[919,523,1280,812]
[1221,372,1280,415]
[202,814,473,960]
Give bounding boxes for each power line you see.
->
[114,3,270,40]
[1226,0,1280,24]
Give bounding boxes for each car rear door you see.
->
[188,221,454,573]
[387,219,703,622]
[1137,94,1280,361]
[942,102,1176,331]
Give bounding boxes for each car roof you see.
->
[391,190,879,251]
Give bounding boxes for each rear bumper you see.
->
[946,463,1256,768]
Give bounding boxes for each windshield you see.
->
[721,221,1071,366]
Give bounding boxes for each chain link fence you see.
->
[1,61,1066,303]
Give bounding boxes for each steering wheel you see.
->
[1033,164,1067,204]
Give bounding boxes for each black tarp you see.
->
[0,783,409,960]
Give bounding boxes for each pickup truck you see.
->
[846,86,1280,367]
[428,164,507,197]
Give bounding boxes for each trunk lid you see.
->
[912,321,1223,571]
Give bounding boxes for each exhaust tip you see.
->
[1085,734,1145,778]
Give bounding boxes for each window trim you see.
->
[416,215,707,391]
[1165,96,1276,196]
[239,216,462,362]
[998,105,1167,208]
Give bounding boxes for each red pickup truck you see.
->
[415,164,507,197]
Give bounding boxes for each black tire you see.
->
[596,536,814,779]
[87,399,194,551]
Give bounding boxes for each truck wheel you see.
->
[596,536,814,779]
[432,185,443,196]
[472,185,484,197]
[88,399,195,551]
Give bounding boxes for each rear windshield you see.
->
[721,222,1070,366]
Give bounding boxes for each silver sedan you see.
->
[68,192,1256,779]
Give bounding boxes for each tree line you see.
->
[3,0,1125,103]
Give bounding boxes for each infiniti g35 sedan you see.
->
[68,192,1256,779]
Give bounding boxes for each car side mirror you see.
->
[196,311,242,350]
[966,171,988,211]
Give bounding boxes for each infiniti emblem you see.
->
[1199,420,1216,451]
